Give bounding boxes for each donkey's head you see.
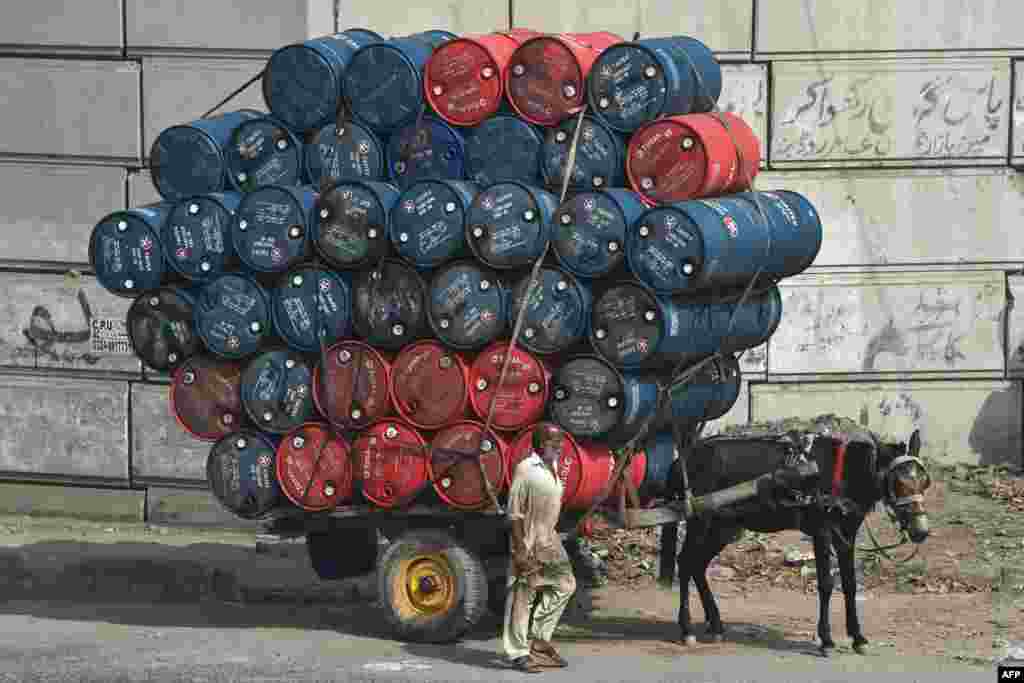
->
[873,429,931,544]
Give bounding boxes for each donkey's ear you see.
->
[907,429,922,459]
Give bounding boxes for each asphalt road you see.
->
[0,600,993,683]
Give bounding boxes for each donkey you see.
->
[669,427,930,656]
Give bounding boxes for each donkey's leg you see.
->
[813,526,837,655]
[693,523,733,641]
[677,520,699,646]
[837,517,869,653]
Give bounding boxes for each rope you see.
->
[201,70,264,120]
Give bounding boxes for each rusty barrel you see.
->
[240,349,317,435]
[313,339,392,430]
[467,341,549,433]
[389,340,470,431]
[428,420,507,510]
[351,258,428,350]
[170,355,244,441]
[206,430,286,520]
[127,285,200,373]
[353,419,430,508]
[276,422,354,512]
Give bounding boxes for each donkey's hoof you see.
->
[853,640,869,655]
[710,633,725,643]
[682,635,697,647]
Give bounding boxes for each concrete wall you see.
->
[0,0,1020,521]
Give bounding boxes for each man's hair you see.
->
[532,422,562,451]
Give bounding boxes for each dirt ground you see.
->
[569,466,1024,666]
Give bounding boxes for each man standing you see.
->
[502,422,577,674]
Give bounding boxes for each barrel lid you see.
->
[591,281,671,368]
[628,206,704,293]
[627,118,707,203]
[305,121,385,185]
[508,426,583,503]
[314,181,390,269]
[89,211,165,296]
[390,180,471,268]
[429,421,506,509]
[225,117,302,193]
[386,117,465,190]
[505,35,586,127]
[233,186,311,273]
[351,259,426,350]
[263,43,343,134]
[541,116,622,190]
[170,354,244,441]
[162,195,237,281]
[271,266,351,353]
[313,340,391,430]
[353,419,429,508]
[588,44,670,133]
[127,286,199,373]
[276,423,353,511]
[467,342,548,432]
[464,115,543,186]
[549,356,625,440]
[390,341,469,430]
[509,267,589,356]
[193,273,271,359]
[207,431,282,519]
[151,125,224,201]
[344,43,424,133]
[427,261,506,350]
[553,192,627,278]
[466,182,549,269]
[425,37,506,126]
[240,349,316,435]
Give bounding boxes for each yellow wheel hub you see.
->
[400,554,456,616]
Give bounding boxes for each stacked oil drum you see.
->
[90,27,822,522]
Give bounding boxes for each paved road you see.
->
[0,600,992,683]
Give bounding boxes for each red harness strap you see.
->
[831,437,849,496]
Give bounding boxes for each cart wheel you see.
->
[306,527,378,580]
[378,528,488,643]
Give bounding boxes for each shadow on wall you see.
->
[968,388,1023,467]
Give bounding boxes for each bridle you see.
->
[877,454,932,509]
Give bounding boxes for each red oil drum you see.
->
[505,31,624,127]
[389,340,470,431]
[582,442,647,503]
[353,419,429,509]
[467,341,549,432]
[428,420,507,510]
[275,422,354,512]
[626,112,761,204]
[170,355,244,442]
[567,32,623,51]
[425,33,521,127]
[312,340,392,430]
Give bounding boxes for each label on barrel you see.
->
[90,317,131,355]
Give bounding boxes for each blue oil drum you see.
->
[224,115,303,193]
[161,192,242,282]
[126,285,200,373]
[509,267,591,356]
[150,109,262,202]
[194,273,272,360]
[639,430,678,498]
[389,179,477,269]
[89,203,173,297]
[627,197,773,295]
[465,182,558,270]
[262,29,381,134]
[314,180,399,270]
[270,266,352,354]
[552,188,646,280]
[232,185,317,274]
[427,261,508,351]
[206,431,286,520]
[667,353,742,425]
[351,258,428,351]
[240,349,317,435]
[540,115,626,191]
[343,28,385,42]
[743,190,823,280]
[587,36,722,133]
[304,120,386,185]
[385,116,466,191]
[463,115,543,187]
[343,31,456,134]
[549,355,662,447]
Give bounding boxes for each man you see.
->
[502,422,577,674]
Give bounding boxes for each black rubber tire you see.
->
[377,528,489,643]
[306,527,378,581]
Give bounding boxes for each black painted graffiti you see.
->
[21,288,101,365]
